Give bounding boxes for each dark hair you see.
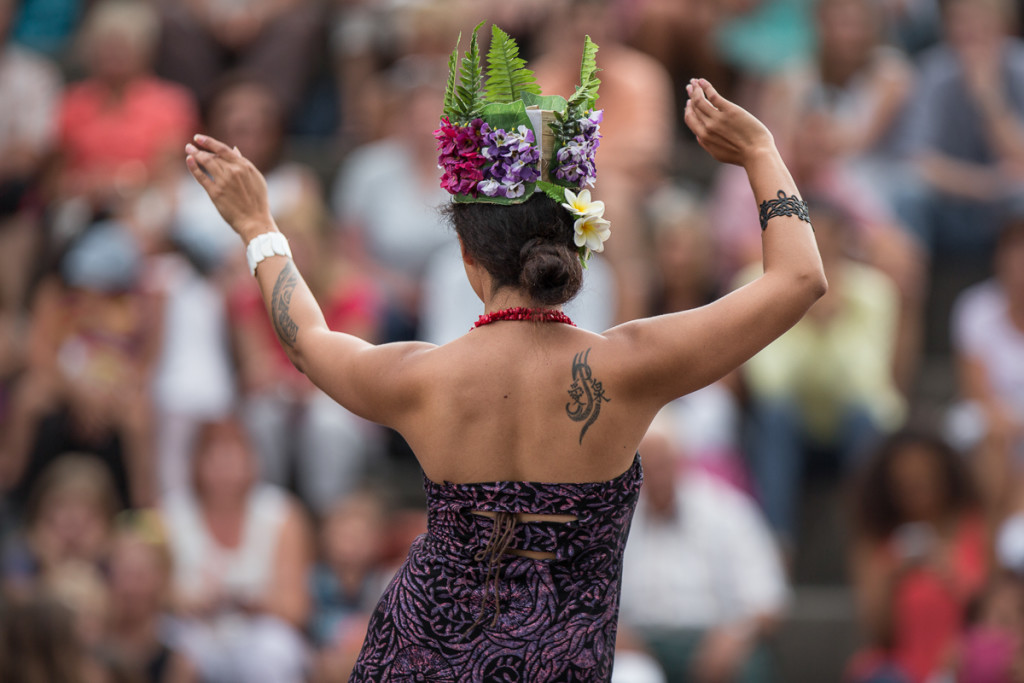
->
[445,194,583,306]
[0,595,86,683]
[852,430,976,542]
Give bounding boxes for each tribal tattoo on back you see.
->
[271,261,299,347]
[566,348,610,444]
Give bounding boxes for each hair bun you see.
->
[519,238,582,306]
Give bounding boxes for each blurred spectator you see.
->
[0,593,105,683]
[624,0,738,133]
[739,204,903,543]
[757,0,926,389]
[533,0,675,323]
[848,431,986,683]
[1,221,157,507]
[55,0,197,218]
[331,56,452,342]
[901,0,1024,256]
[620,419,788,682]
[309,491,394,682]
[0,0,60,313]
[2,455,117,598]
[611,625,668,683]
[162,417,312,683]
[950,219,1024,514]
[876,0,941,54]
[155,0,323,122]
[102,512,197,683]
[760,0,915,210]
[952,571,1024,683]
[309,492,389,649]
[9,0,89,58]
[715,0,816,79]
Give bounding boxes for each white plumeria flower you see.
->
[562,188,605,218]
[574,213,611,254]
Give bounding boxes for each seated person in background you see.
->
[0,221,158,508]
[848,431,987,683]
[162,416,312,683]
[2,455,118,599]
[55,0,197,215]
[620,418,788,683]
[102,512,197,683]
[0,593,107,683]
[310,491,392,683]
[0,0,61,315]
[739,203,903,544]
[309,491,390,648]
[901,0,1024,255]
[952,571,1024,683]
[155,0,322,121]
[950,218,1024,516]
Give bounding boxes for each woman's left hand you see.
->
[185,135,273,241]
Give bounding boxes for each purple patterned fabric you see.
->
[349,454,643,682]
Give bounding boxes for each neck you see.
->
[483,289,555,315]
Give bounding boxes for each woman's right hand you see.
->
[684,78,777,168]
[185,135,273,242]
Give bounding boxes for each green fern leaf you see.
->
[566,35,601,113]
[451,22,485,123]
[442,34,460,121]
[484,24,541,104]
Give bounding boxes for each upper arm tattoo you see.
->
[271,261,299,347]
[566,348,610,444]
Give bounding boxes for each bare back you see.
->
[395,322,649,485]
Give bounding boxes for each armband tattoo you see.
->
[758,191,811,232]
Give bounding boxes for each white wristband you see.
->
[245,232,292,276]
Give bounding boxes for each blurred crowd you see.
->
[1,0,1023,681]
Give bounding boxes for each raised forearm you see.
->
[242,227,328,371]
[744,150,827,298]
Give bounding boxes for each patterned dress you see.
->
[349,455,643,682]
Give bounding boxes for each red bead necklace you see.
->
[473,306,576,329]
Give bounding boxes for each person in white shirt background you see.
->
[620,416,789,683]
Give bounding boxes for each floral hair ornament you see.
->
[435,23,609,266]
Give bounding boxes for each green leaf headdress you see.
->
[435,24,608,263]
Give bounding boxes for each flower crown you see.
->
[434,23,610,265]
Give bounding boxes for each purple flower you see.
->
[478,123,541,199]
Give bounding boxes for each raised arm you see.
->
[184,136,432,426]
[608,79,826,407]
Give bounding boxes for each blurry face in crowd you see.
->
[194,422,255,500]
[887,443,948,523]
[108,536,167,617]
[209,83,283,173]
[85,25,153,86]
[34,488,112,562]
[944,0,1009,51]
[817,0,877,66]
[323,494,387,572]
[980,578,1024,633]
[654,214,714,294]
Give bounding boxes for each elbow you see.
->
[807,268,828,301]
[791,266,828,306]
